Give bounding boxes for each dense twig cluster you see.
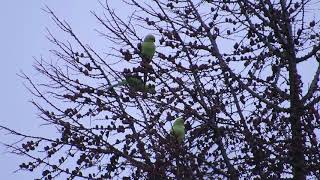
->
[1,0,320,179]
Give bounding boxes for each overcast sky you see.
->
[0,1,119,179]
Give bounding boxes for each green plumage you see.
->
[125,77,144,90]
[141,34,156,61]
[141,34,156,84]
[108,76,155,94]
[171,117,185,143]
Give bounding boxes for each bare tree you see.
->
[1,0,320,179]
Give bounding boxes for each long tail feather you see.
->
[107,80,127,91]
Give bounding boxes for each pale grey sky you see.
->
[0,1,121,179]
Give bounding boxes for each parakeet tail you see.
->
[108,80,127,91]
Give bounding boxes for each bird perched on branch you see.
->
[108,75,155,94]
[170,117,185,143]
[141,34,156,84]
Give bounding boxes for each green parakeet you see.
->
[108,75,155,94]
[170,117,185,143]
[141,34,156,83]
[124,76,145,91]
[108,76,143,90]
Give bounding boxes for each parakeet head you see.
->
[174,117,184,125]
[144,34,155,42]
